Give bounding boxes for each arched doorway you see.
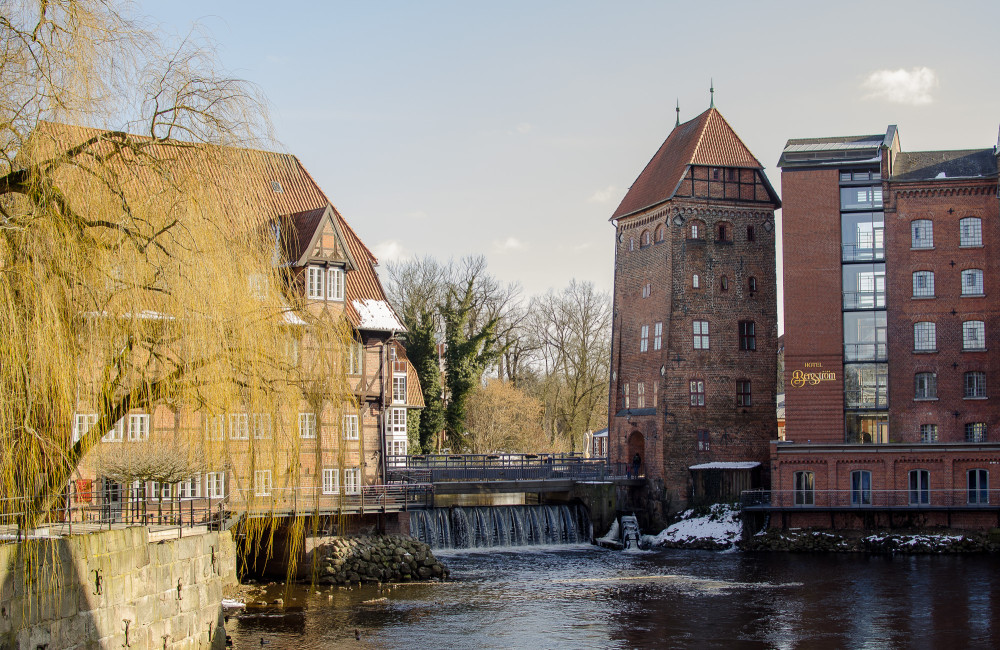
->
[627,430,645,477]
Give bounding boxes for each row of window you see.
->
[690,275,757,293]
[648,320,756,351]
[911,217,983,249]
[117,473,228,500]
[911,269,985,298]
[689,379,753,407]
[622,381,658,409]
[306,266,346,301]
[914,372,987,400]
[253,468,362,496]
[794,469,990,506]
[918,423,987,443]
[912,320,986,352]
[625,220,761,251]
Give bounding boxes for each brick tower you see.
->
[608,105,780,521]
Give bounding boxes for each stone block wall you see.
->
[0,527,236,649]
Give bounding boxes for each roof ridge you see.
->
[692,109,763,168]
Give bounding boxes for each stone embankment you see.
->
[313,535,449,584]
[743,529,1000,553]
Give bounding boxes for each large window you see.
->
[794,471,815,506]
[737,380,752,407]
[640,325,649,352]
[327,268,345,301]
[306,266,325,299]
[908,469,930,505]
[344,468,361,495]
[73,413,98,444]
[392,375,407,404]
[206,472,226,499]
[912,271,935,298]
[322,468,339,495]
[914,372,937,400]
[959,217,982,247]
[844,312,887,361]
[843,264,885,309]
[920,424,938,443]
[390,407,407,435]
[127,414,149,441]
[636,382,646,408]
[964,371,986,398]
[697,430,710,451]
[844,364,888,409]
[851,470,872,505]
[693,320,709,349]
[739,321,756,351]
[299,413,317,439]
[962,269,984,296]
[204,414,225,441]
[689,380,705,407]
[913,322,936,352]
[965,422,987,442]
[842,212,884,261]
[968,469,989,504]
[229,414,249,440]
[344,414,360,440]
[963,321,985,350]
[254,469,272,497]
[178,475,201,499]
[252,413,272,440]
[840,186,883,211]
[653,322,663,350]
[910,219,933,249]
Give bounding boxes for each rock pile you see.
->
[314,535,449,584]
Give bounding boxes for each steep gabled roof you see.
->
[612,108,764,220]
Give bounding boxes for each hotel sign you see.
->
[790,362,836,388]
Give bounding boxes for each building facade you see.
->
[773,127,1000,528]
[607,107,781,519]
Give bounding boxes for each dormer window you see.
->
[307,266,325,299]
[328,268,345,301]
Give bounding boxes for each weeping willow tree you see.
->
[0,0,355,582]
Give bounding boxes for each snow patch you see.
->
[353,299,405,332]
[221,598,246,609]
[597,520,620,544]
[644,504,741,549]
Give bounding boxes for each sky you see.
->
[137,0,1000,331]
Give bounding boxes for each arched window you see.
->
[720,276,729,291]
[717,222,732,242]
[748,277,757,293]
[912,271,934,298]
[654,224,665,242]
[908,469,930,505]
[960,217,982,247]
[641,230,650,247]
[794,471,814,505]
[962,269,984,295]
[911,220,933,248]
[629,237,634,251]
[689,221,704,239]
[692,274,700,288]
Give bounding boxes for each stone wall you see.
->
[0,527,237,649]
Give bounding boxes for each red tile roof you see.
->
[612,108,764,220]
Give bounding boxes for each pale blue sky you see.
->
[138,1,1000,329]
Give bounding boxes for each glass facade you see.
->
[841,167,888,442]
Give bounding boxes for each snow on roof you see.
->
[282,310,307,326]
[352,299,405,332]
[689,461,760,471]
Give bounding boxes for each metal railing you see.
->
[387,453,617,483]
[227,484,434,516]
[0,490,230,542]
[741,488,1000,510]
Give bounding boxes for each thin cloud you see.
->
[862,67,937,105]
[372,240,409,262]
[508,122,532,135]
[494,237,527,253]
[588,185,620,203]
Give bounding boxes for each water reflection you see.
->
[229,547,1000,649]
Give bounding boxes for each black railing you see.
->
[741,488,1000,510]
[228,484,434,515]
[387,453,617,483]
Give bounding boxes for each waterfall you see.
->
[410,504,592,550]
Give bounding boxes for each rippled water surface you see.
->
[229,545,1000,649]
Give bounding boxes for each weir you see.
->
[410,504,592,549]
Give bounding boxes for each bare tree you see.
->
[463,380,549,454]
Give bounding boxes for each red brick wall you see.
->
[781,168,846,442]
[885,179,1000,442]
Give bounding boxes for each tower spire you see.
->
[675,99,680,127]
[710,79,715,109]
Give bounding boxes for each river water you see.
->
[229,545,1000,648]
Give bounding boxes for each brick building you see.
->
[769,126,1000,529]
[607,106,780,519]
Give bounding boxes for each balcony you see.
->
[843,291,885,310]
[842,243,885,263]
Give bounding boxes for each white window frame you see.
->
[348,340,363,375]
[653,322,663,350]
[73,413,97,444]
[344,414,360,440]
[693,320,710,349]
[229,413,249,440]
[322,468,339,495]
[910,220,933,249]
[254,469,272,496]
[636,382,645,408]
[306,266,325,299]
[392,375,407,404]
[641,283,651,298]
[205,414,225,441]
[299,412,317,439]
[390,407,407,435]
[912,271,934,298]
[127,414,149,441]
[692,274,700,289]
[963,320,986,351]
[640,325,649,352]
[178,474,201,499]
[206,472,226,499]
[252,413,272,439]
[327,267,345,301]
[913,322,936,351]
[344,468,361,495]
[959,217,982,247]
[103,419,125,443]
[962,269,984,296]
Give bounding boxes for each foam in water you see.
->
[410,504,591,549]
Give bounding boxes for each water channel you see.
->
[229,544,1000,648]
